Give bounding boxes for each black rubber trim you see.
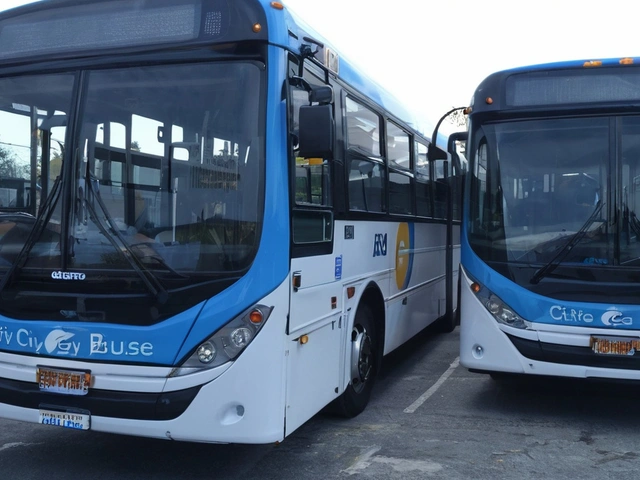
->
[507,333,640,371]
[0,376,201,420]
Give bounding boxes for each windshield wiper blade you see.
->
[0,175,63,295]
[129,242,189,279]
[85,177,169,304]
[530,201,605,284]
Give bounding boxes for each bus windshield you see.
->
[467,116,640,283]
[0,62,264,277]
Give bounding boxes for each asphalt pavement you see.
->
[1,326,640,479]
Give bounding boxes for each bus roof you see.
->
[495,56,640,74]
[470,56,640,115]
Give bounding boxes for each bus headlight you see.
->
[470,281,531,330]
[196,342,216,364]
[486,295,528,329]
[170,305,273,377]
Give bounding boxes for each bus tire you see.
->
[331,304,378,418]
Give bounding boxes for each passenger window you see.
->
[415,142,432,217]
[387,122,410,171]
[387,121,413,214]
[132,114,164,156]
[389,171,413,214]
[346,97,381,157]
[346,96,385,212]
[348,159,386,212]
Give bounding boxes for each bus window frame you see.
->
[288,55,335,258]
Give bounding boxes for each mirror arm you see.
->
[431,107,467,156]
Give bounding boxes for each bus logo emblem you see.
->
[51,271,86,281]
[373,234,387,257]
[601,309,633,327]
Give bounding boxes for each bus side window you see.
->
[345,96,385,213]
[387,121,413,215]
[415,142,432,217]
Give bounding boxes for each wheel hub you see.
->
[350,326,372,393]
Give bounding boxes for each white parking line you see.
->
[342,446,381,475]
[0,442,39,452]
[403,357,460,413]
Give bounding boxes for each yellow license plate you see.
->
[591,336,640,356]
[36,366,91,396]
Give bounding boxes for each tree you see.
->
[0,145,27,179]
[446,107,468,129]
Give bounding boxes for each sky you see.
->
[2,0,639,132]
[282,0,640,132]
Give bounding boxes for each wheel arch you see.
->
[357,281,385,367]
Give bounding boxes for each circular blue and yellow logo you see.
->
[395,222,414,290]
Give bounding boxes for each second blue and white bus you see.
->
[0,0,461,443]
[459,56,640,381]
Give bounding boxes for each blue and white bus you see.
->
[0,0,461,443]
[459,56,640,380]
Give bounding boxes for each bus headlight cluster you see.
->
[470,281,530,330]
[486,295,525,327]
[170,305,273,377]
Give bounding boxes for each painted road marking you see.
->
[404,356,460,413]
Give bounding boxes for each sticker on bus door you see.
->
[335,255,342,280]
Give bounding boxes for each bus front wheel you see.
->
[331,304,378,418]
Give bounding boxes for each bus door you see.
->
[285,57,342,435]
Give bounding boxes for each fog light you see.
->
[197,342,216,363]
[473,344,484,359]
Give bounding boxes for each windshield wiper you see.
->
[0,175,63,295]
[84,176,169,304]
[530,201,605,284]
[129,242,188,279]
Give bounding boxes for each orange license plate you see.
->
[36,366,91,396]
[591,336,640,356]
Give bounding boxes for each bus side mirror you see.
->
[309,85,333,104]
[298,104,334,160]
[427,144,447,162]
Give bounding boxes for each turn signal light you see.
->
[249,309,264,324]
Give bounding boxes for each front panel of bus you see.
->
[0,0,294,443]
[460,61,640,379]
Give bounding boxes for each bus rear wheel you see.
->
[331,304,378,418]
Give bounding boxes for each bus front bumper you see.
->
[459,270,640,380]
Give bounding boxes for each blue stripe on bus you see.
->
[461,228,640,330]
